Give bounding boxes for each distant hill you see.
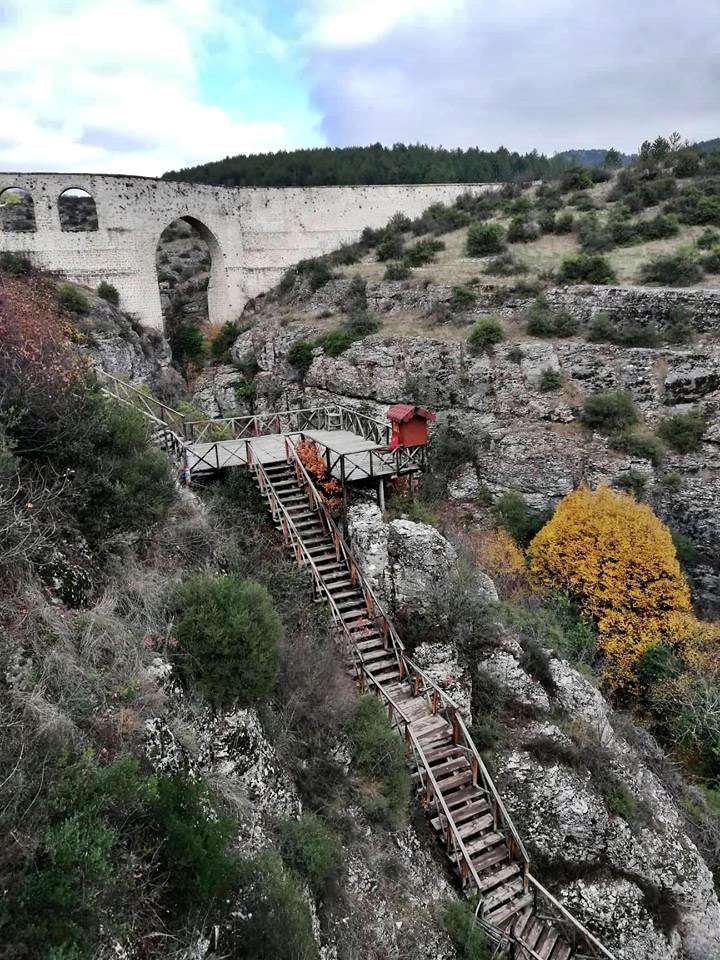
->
[697,137,720,154]
[162,143,570,188]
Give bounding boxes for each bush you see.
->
[587,312,659,347]
[492,490,549,547]
[345,309,379,338]
[697,228,720,249]
[484,251,528,276]
[97,280,119,306]
[507,216,538,243]
[527,486,692,686]
[467,316,505,352]
[656,411,706,453]
[317,329,354,357]
[287,340,314,376]
[0,250,32,275]
[637,214,679,242]
[554,211,574,233]
[539,368,562,392]
[525,297,578,337]
[170,321,205,365]
[443,901,491,959]
[558,253,616,284]
[345,696,410,829]
[609,431,665,466]
[58,282,89,314]
[614,468,649,499]
[450,285,477,311]
[211,320,240,359]
[403,237,445,266]
[639,250,703,286]
[581,390,638,433]
[296,258,333,291]
[174,575,282,708]
[384,263,410,281]
[229,851,318,960]
[376,232,404,262]
[466,222,505,256]
[664,306,694,344]
[278,814,341,897]
[559,166,593,192]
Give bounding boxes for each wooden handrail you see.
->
[526,875,617,960]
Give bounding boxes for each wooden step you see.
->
[431,798,488,831]
[357,637,385,651]
[425,745,464,765]
[512,908,534,942]
[457,813,494,839]
[430,756,468,779]
[535,927,560,960]
[484,892,534,928]
[472,843,510,873]
[548,942,571,960]
[477,862,521,894]
[437,771,473,796]
[367,666,400,683]
[361,646,392,663]
[482,876,524,914]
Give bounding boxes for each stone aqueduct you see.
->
[0,173,498,331]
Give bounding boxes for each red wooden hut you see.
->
[386,403,436,449]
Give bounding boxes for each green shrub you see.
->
[559,167,593,192]
[422,422,481,499]
[639,250,703,286]
[637,214,679,242]
[174,575,282,708]
[656,411,706,453]
[345,309,380,338]
[345,696,410,829]
[443,901,491,959]
[467,316,504,352]
[700,248,720,273]
[483,251,528,276]
[613,468,648,498]
[558,253,616,284]
[637,643,683,688]
[606,785,638,821]
[403,237,445,266]
[492,490,548,546]
[587,313,659,347]
[0,251,32,275]
[287,340,315,376]
[525,297,578,337]
[233,378,256,402]
[609,431,665,466]
[296,258,333,291]
[384,262,410,280]
[554,211,574,234]
[507,215,538,243]
[211,320,240,359]
[450,285,477,311]
[317,329,354,357]
[581,390,638,433]
[97,280,119,306]
[278,814,342,896]
[376,232,404,262]
[663,306,694,344]
[230,851,319,960]
[466,222,505,257]
[506,345,524,363]
[170,322,205,364]
[58,282,89,314]
[539,368,562,392]
[576,214,614,253]
[697,228,720,249]
[148,772,239,914]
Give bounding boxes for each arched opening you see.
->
[58,187,98,232]
[0,187,36,232]
[156,217,215,371]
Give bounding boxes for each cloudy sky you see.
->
[0,0,718,176]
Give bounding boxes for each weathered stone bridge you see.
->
[0,172,498,330]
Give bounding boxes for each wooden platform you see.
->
[186,428,394,479]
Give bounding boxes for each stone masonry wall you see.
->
[0,172,500,331]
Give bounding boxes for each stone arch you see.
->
[58,187,99,232]
[155,214,227,362]
[0,186,36,232]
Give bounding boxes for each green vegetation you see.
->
[58,282,90,314]
[443,901,492,959]
[525,297,578,337]
[466,222,505,257]
[492,490,549,547]
[97,281,119,306]
[384,262,411,280]
[0,251,32,275]
[287,340,315,376]
[163,142,571,188]
[345,696,410,829]
[211,319,241,359]
[558,253,616,284]
[467,316,505,352]
[539,368,562,392]
[403,237,445,266]
[639,249,704,286]
[656,411,706,453]
[581,391,638,433]
[170,321,205,366]
[174,575,282,708]
[609,431,665,466]
[278,814,342,897]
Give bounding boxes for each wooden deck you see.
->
[185,428,396,479]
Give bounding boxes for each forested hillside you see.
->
[162,142,569,188]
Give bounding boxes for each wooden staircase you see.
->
[253,456,615,960]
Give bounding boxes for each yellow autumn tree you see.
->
[527,486,692,686]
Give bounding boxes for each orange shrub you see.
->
[464,527,530,599]
[527,486,692,686]
[297,439,343,513]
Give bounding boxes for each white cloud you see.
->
[302,0,466,47]
[0,0,294,175]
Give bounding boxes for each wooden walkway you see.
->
[252,450,616,960]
